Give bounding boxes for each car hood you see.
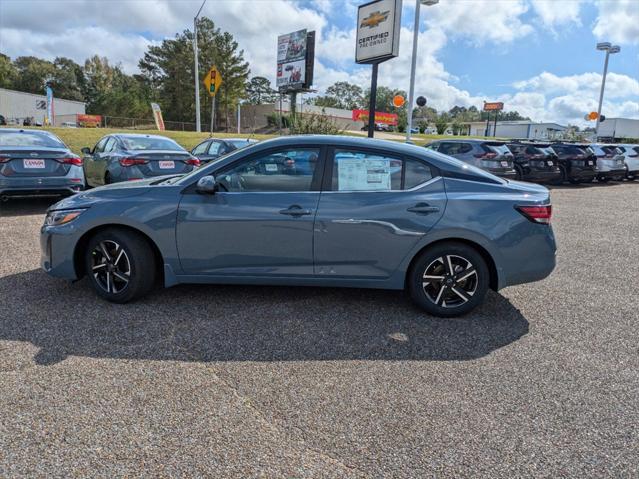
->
[49,176,178,210]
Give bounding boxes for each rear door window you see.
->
[192,141,210,156]
[331,150,433,191]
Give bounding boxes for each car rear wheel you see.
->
[514,165,524,181]
[408,242,489,317]
[85,228,157,303]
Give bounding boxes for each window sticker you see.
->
[337,157,391,191]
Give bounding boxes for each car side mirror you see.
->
[81,147,91,155]
[196,175,217,194]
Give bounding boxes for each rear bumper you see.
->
[568,167,597,180]
[0,173,84,196]
[522,169,562,183]
[597,168,626,179]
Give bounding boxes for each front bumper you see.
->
[40,223,83,280]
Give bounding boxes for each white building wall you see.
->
[0,88,85,125]
[597,118,639,139]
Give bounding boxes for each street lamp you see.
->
[406,0,438,142]
[595,42,620,137]
[193,0,207,133]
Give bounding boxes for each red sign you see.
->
[352,109,398,125]
[76,114,102,127]
[483,102,504,112]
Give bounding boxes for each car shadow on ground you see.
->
[0,197,60,217]
[0,269,529,366]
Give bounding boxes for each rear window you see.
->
[0,131,65,148]
[120,136,183,151]
[228,139,257,149]
[554,145,588,156]
[482,142,510,155]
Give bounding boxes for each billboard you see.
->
[483,102,504,111]
[356,0,402,64]
[76,114,102,128]
[352,109,398,125]
[276,29,315,92]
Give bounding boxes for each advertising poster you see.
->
[276,29,307,90]
[151,103,165,131]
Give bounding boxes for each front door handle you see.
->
[407,203,440,214]
[279,205,312,217]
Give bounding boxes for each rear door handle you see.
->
[279,205,312,217]
[407,203,440,214]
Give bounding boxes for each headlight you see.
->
[44,208,86,227]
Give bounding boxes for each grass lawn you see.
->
[2,126,496,156]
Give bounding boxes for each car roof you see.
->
[0,128,57,136]
[115,133,177,141]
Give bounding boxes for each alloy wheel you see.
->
[422,255,478,308]
[91,240,131,294]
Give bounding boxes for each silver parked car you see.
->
[81,134,200,187]
[0,128,84,200]
[589,144,626,182]
[614,144,639,180]
[425,139,517,179]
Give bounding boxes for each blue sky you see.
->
[1,0,637,125]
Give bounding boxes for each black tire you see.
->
[84,228,157,303]
[554,165,568,185]
[514,165,524,181]
[598,176,610,183]
[408,242,490,318]
[104,172,111,185]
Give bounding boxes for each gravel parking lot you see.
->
[1,183,638,478]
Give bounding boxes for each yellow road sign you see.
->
[204,67,223,97]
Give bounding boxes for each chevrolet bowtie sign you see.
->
[356,0,402,64]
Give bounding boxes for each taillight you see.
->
[119,157,149,167]
[284,159,295,166]
[58,156,82,166]
[185,158,200,167]
[516,205,552,224]
[0,157,10,163]
[474,152,497,159]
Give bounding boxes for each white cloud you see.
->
[424,0,534,45]
[513,71,639,99]
[530,0,584,30]
[593,0,639,45]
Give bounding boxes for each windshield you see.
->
[0,131,66,148]
[120,136,184,151]
[228,139,256,149]
[174,140,262,185]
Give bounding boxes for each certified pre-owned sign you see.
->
[356,0,402,64]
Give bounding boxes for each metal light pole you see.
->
[193,0,207,132]
[406,0,438,142]
[595,42,620,137]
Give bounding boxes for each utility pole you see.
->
[193,0,207,132]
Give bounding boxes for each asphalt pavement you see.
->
[0,183,637,477]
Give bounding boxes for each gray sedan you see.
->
[81,133,200,187]
[41,135,556,317]
[0,128,84,200]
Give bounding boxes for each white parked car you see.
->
[589,144,626,182]
[615,144,639,180]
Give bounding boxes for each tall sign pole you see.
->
[193,0,206,133]
[356,0,403,138]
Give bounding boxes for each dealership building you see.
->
[0,88,86,126]
[465,120,568,139]
[596,118,639,140]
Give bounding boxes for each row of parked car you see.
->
[0,128,637,200]
[425,139,639,184]
[0,128,257,198]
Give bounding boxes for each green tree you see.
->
[435,117,449,135]
[245,76,277,104]
[0,53,18,89]
[12,56,56,94]
[51,57,85,101]
[139,17,249,128]
[312,81,364,110]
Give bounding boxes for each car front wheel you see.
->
[85,228,157,303]
[408,242,490,317]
